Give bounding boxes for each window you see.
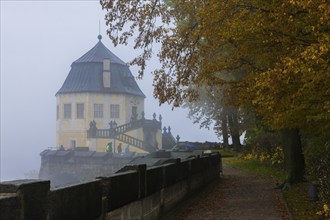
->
[132,106,137,120]
[132,106,137,116]
[56,105,59,120]
[103,59,111,88]
[94,104,103,118]
[64,104,71,119]
[110,104,120,118]
[76,103,84,119]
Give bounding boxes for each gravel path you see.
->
[162,162,288,220]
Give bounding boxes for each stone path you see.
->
[161,162,288,220]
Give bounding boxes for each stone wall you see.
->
[39,149,135,188]
[0,153,221,220]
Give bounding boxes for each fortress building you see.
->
[56,35,162,153]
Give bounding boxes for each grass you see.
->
[225,157,284,182]
[211,149,237,158]
[225,157,324,220]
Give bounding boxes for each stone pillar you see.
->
[0,179,50,220]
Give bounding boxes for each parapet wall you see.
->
[0,153,221,220]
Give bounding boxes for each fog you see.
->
[0,1,219,181]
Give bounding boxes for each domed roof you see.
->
[56,36,145,98]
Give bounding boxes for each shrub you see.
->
[241,144,284,169]
[316,204,330,220]
[270,146,284,168]
[304,138,330,204]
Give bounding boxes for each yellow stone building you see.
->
[56,35,162,153]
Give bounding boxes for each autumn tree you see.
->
[184,85,246,149]
[184,86,227,144]
[101,0,330,184]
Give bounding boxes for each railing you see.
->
[116,133,145,149]
[87,113,162,150]
[88,130,145,150]
[87,119,161,139]
[115,122,134,134]
[115,119,161,134]
[96,129,115,138]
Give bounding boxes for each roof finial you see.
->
[98,20,102,41]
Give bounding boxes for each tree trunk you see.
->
[221,108,229,149]
[282,128,305,184]
[228,107,241,151]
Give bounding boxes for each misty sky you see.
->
[0,1,219,181]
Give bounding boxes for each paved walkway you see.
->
[162,163,288,220]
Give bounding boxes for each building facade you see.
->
[56,35,161,152]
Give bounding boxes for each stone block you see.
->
[143,206,160,220]
[48,180,102,220]
[146,166,163,196]
[163,163,179,187]
[177,160,190,181]
[151,191,161,208]
[105,171,140,211]
[163,184,182,212]
[0,179,50,220]
[127,200,142,219]
[0,194,20,220]
[106,207,122,220]
[191,157,202,174]
[190,173,204,191]
[142,195,153,214]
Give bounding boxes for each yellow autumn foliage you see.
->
[101,0,330,135]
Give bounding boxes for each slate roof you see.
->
[56,36,145,98]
